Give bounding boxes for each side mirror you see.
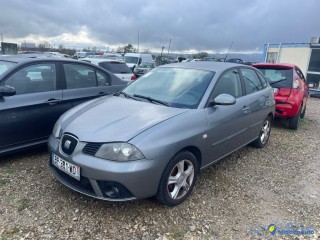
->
[209,94,236,107]
[0,85,16,97]
[308,83,315,88]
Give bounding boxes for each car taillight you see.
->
[293,79,300,89]
[131,75,137,81]
[293,73,300,89]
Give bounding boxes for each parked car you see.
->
[226,58,244,64]
[0,56,127,156]
[133,62,155,77]
[124,53,153,71]
[253,63,308,130]
[48,62,275,206]
[81,59,136,81]
[82,54,123,61]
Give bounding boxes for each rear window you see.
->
[256,67,293,88]
[0,61,16,76]
[124,56,139,64]
[98,62,132,74]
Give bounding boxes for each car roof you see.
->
[86,59,125,64]
[158,61,247,72]
[253,63,295,69]
[0,55,83,64]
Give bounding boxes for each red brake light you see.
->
[131,75,137,81]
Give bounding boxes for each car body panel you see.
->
[62,96,189,143]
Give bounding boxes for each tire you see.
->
[251,116,272,148]
[156,151,198,207]
[288,107,301,130]
[300,105,306,119]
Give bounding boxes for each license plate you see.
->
[52,154,80,181]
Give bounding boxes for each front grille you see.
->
[97,181,134,199]
[60,134,78,155]
[83,143,102,156]
[50,161,95,196]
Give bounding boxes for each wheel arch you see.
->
[176,146,202,172]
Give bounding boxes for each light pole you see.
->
[160,46,165,57]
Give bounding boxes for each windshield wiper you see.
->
[269,78,287,85]
[133,94,169,106]
[114,91,135,99]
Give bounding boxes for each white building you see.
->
[263,38,320,95]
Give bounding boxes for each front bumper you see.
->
[48,135,170,201]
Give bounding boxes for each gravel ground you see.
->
[1,98,320,240]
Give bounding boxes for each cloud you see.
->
[0,0,319,53]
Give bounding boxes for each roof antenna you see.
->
[224,41,233,61]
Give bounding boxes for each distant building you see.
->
[263,37,320,95]
[20,42,36,48]
[1,42,18,54]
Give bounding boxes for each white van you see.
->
[124,53,153,71]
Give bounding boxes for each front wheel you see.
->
[156,151,198,207]
[251,116,272,148]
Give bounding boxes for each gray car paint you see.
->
[49,62,275,200]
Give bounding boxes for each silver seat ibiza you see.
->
[48,62,275,207]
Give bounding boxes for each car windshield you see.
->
[124,56,139,64]
[99,62,132,74]
[139,62,154,68]
[122,67,214,109]
[257,67,293,88]
[0,60,17,76]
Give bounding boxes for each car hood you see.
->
[61,96,189,142]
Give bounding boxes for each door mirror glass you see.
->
[0,85,16,97]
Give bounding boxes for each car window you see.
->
[210,69,242,100]
[63,64,97,89]
[0,60,16,76]
[256,67,293,88]
[97,71,111,86]
[98,62,131,74]
[241,68,263,94]
[256,70,268,88]
[123,67,214,109]
[296,68,306,82]
[5,63,56,95]
[124,56,139,64]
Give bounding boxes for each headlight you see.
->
[52,118,62,138]
[95,143,144,161]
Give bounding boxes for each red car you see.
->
[253,63,308,130]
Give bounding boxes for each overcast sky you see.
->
[1,0,319,53]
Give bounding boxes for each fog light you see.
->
[104,186,120,198]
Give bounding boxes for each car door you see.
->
[61,62,117,107]
[0,62,66,150]
[204,68,250,164]
[238,67,271,140]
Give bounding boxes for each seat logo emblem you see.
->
[64,140,71,149]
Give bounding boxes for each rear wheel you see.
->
[251,116,272,148]
[156,151,198,207]
[288,107,301,130]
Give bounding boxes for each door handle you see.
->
[45,99,61,105]
[242,106,250,113]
